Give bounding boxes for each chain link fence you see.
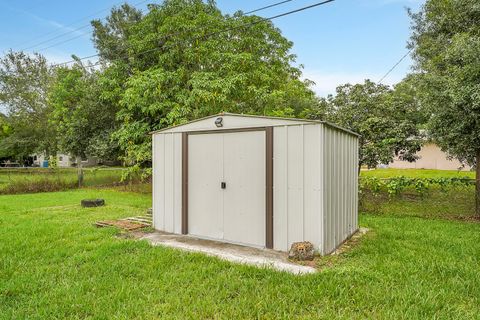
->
[0,167,128,194]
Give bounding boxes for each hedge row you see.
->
[360,176,474,197]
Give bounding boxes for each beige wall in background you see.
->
[389,143,471,171]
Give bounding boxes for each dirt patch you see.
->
[332,227,370,255]
[96,220,149,231]
[116,229,153,239]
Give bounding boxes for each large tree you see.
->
[49,61,120,165]
[91,0,316,166]
[409,0,480,214]
[0,51,56,159]
[308,79,422,171]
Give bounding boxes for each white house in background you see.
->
[389,142,471,171]
[33,153,98,168]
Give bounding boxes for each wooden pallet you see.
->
[95,208,153,231]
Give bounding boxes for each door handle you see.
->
[221,182,226,189]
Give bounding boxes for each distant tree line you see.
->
[0,0,478,214]
[0,0,426,171]
[0,0,316,167]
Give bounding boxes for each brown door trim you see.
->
[181,126,274,249]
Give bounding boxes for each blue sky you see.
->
[0,0,423,97]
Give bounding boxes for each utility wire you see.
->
[35,3,153,52]
[244,0,294,14]
[27,0,295,54]
[378,48,413,84]
[17,0,149,51]
[35,31,92,52]
[21,25,91,51]
[52,0,334,68]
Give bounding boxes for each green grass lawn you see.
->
[1,189,479,319]
[361,168,475,179]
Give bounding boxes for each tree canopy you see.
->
[307,79,423,170]
[0,0,450,180]
[92,0,316,165]
[0,51,56,159]
[409,0,480,214]
[49,61,119,161]
[409,0,480,166]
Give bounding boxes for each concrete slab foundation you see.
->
[141,232,316,275]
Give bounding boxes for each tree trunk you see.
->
[476,151,480,217]
[77,156,84,188]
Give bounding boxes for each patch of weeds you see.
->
[316,253,342,270]
[115,227,155,240]
[315,228,372,270]
[116,231,137,239]
[141,226,155,233]
[93,183,152,194]
[0,179,78,195]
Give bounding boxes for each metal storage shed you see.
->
[151,113,359,255]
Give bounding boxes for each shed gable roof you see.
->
[150,113,359,137]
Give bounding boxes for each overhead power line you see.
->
[53,0,334,68]
[34,3,154,52]
[25,0,297,54]
[244,0,294,15]
[378,48,413,84]
[16,0,149,51]
[21,25,91,51]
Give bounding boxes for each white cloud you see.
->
[22,12,89,38]
[0,2,89,40]
[302,70,404,97]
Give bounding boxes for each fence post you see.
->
[77,156,84,188]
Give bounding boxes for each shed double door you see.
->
[188,130,266,247]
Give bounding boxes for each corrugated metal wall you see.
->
[273,124,323,252]
[153,121,359,255]
[152,132,183,234]
[322,125,359,254]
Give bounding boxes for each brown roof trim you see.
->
[149,112,360,137]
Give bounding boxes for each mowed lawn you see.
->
[1,188,480,319]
